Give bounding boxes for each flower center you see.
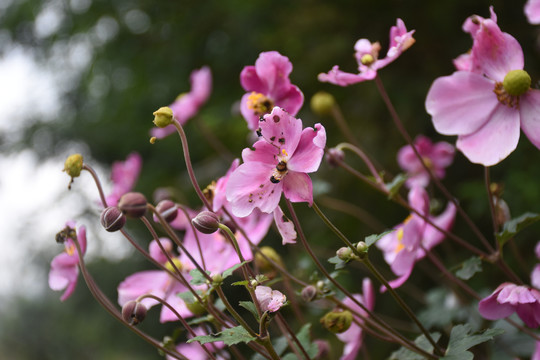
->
[270,160,288,184]
[247,92,274,116]
[65,242,76,256]
[503,70,531,96]
[165,258,183,273]
[361,54,375,66]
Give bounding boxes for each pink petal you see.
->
[287,124,326,173]
[273,85,304,116]
[422,202,456,251]
[273,206,297,245]
[516,302,540,327]
[240,65,267,93]
[259,107,303,156]
[282,171,313,205]
[117,270,169,308]
[150,125,177,139]
[456,103,520,166]
[212,159,240,213]
[149,238,174,264]
[479,285,516,320]
[234,208,273,245]
[160,282,193,323]
[241,140,279,166]
[525,0,540,24]
[239,92,262,131]
[254,51,293,98]
[520,90,540,150]
[318,66,370,86]
[408,186,429,216]
[426,71,498,136]
[190,66,212,105]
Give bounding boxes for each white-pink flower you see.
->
[255,285,286,312]
[318,19,415,86]
[526,0,540,24]
[105,152,142,207]
[426,10,540,166]
[226,107,326,217]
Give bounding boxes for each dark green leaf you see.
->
[187,326,256,346]
[189,269,211,286]
[386,173,408,199]
[328,255,347,270]
[281,323,318,360]
[441,324,504,360]
[231,280,249,287]
[455,257,482,280]
[365,229,395,247]
[222,261,250,280]
[496,212,540,246]
[389,332,441,360]
[239,301,260,321]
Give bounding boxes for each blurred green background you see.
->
[3,0,540,358]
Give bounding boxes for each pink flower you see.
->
[48,222,86,301]
[526,0,540,24]
[151,66,212,139]
[376,187,456,289]
[226,107,326,217]
[166,327,227,360]
[240,51,304,131]
[105,152,142,207]
[479,283,540,328]
[255,285,286,312]
[426,11,540,166]
[337,279,374,360]
[397,135,454,188]
[318,19,415,86]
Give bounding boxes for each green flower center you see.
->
[502,69,531,97]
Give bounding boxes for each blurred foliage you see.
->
[4,0,540,358]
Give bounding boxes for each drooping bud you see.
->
[325,147,345,168]
[254,246,283,272]
[63,154,84,178]
[100,206,126,232]
[310,91,335,116]
[301,285,318,302]
[118,192,148,218]
[122,300,147,325]
[503,69,531,96]
[152,106,174,128]
[320,309,353,333]
[155,200,178,223]
[192,211,220,234]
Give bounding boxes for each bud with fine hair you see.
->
[118,192,148,218]
[325,147,345,168]
[100,206,126,232]
[301,285,318,302]
[320,309,353,333]
[192,211,220,234]
[63,154,83,179]
[155,200,178,223]
[122,300,147,325]
[153,106,174,128]
[254,246,283,272]
[310,91,336,116]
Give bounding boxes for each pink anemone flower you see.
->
[105,152,142,207]
[255,285,287,313]
[226,107,326,218]
[426,10,540,166]
[240,51,304,131]
[151,66,212,139]
[397,135,455,188]
[526,0,540,24]
[48,222,87,301]
[318,19,415,86]
[376,186,456,289]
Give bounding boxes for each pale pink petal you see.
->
[273,85,304,116]
[384,268,413,290]
[453,52,474,72]
[318,66,371,86]
[422,202,456,251]
[160,282,193,322]
[498,284,536,304]
[213,159,240,213]
[234,208,273,245]
[531,267,540,293]
[117,270,170,309]
[150,125,177,139]
[282,171,313,205]
[273,206,297,245]
[240,65,267,93]
[259,107,303,156]
[407,186,429,216]
[106,153,142,207]
[479,284,516,320]
[426,71,498,136]
[239,92,261,131]
[149,238,174,264]
[520,90,540,150]
[526,0,540,24]
[255,285,286,312]
[190,66,212,104]
[241,140,280,166]
[456,104,520,166]
[287,124,326,173]
[254,51,293,97]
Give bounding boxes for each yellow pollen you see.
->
[281,148,289,157]
[394,228,405,254]
[165,258,183,273]
[361,54,375,66]
[247,92,273,116]
[422,157,432,168]
[65,243,76,256]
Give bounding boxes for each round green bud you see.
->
[356,241,368,257]
[185,299,207,316]
[310,91,336,116]
[336,247,353,261]
[152,106,174,128]
[63,154,83,178]
[503,69,531,96]
[320,309,353,333]
[254,246,283,272]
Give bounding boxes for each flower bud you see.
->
[155,200,178,223]
[254,246,283,272]
[310,91,335,116]
[325,147,345,168]
[336,247,353,261]
[356,241,368,259]
[118,192,148,218]
[212,273,224,286]
[63,154,83,178]
[122,300,147,325]
[301,285,318,302]
[100,206,126,232]
[153,106,174,128]
[186,299,207,315]
[192,211,220,234]
[313,339,331,359]
[320,309,353,333]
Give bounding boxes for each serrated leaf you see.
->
[441,324,504,360]
[222,260,250,280]
[187,315,214,326]
[187,326,256,346]
[386,173,408,199]
[389,332,441,360]
[231,280,249,287]
[281,323,319,360]
[455,257,482,280]
[328,255,347,270]
[189,268,211,286]
[239,301,260,321]
[496,212,540,246]
[365,229,394,247]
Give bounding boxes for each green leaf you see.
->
[386,173,408,199]
[177,289,205,302]
[365,229,394,247]
[187,326,256,346]
[389,332,441,360]
[281,323,319,360]
[231,280,249,287]
[239,301,260,321]
[455,257,482,280]
[189,269,211,286]
[441,324,504,360]
[328,255,347,270]
[496,212,540,246]
[222,261,250,280]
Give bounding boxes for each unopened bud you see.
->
[356,241,368,257]
[64,154,84,178]
[313,339,331,359]
[310,91,336,116]
[212,273,223,286]
[153,106,174,128]
[192,211,220,234]
[325,148,345,168]
[301,285,318,302]
[185,299,206,316]
[100,206,126,232]
[122,300,147,325]
[336,247,353,261]
[254,246,283,272]
[155,200,178,223]
[320,309,353,333]
[118,192,148,218]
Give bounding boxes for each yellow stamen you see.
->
[394,228,405,254]
[65,243,75,256]
[165,258,183,273]
[247,92,274,116]
[281,148,289,157]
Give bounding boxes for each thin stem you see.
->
[337,142,384,185]
[276,313,312,360]
[318,195,386,233]
[82,164,108,208]
[214,286,258,338]
[484,167,499,237]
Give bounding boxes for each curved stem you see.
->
[337,142,384,185]
[82,164,108,208]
